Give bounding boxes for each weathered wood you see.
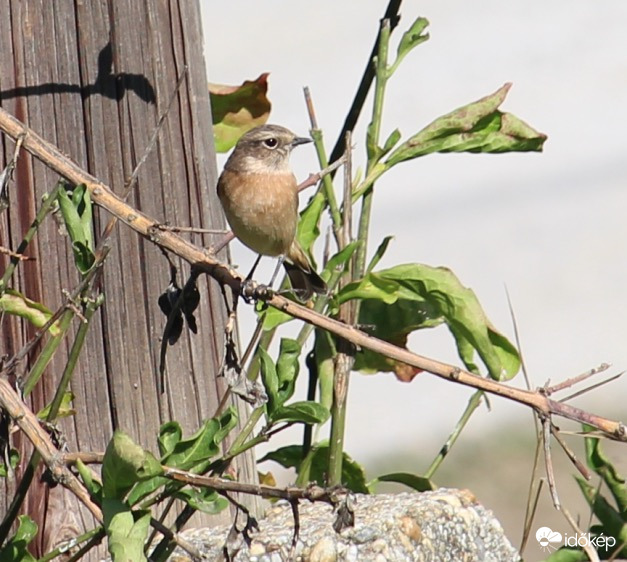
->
[0,1,257,557]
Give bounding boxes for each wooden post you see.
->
[0,0,258,556]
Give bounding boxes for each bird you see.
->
[217,124,327,301]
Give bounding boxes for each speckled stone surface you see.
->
[168,489,521,561]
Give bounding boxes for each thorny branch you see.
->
[0,105,624,443]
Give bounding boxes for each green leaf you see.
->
[366,121,379,161]
[575,476,627,554]
[160,407,237,472]
[381,129,402,157]
[297,191,325,255]
[583,430,627,513]
[158,421,182,457]
[366,235,394,274]
[75,458,102,499]
[0,515,37,562]
[57,184,95,274]
[301,445,369,493]
[262,444,368,493]
[37,391,75,420]
[125,476,168,508]
[313,330,336,413]
[276,338,301,403]
[103,498,151,562]
[544,549,588,562]
[102,431,163,500]
[0,448,19,477]
[257,303,294,331]
[323,241,361,279]
[386,83,547,167]
[369,472,435,493]
[259,346,279,416]
[396,17,430,61]
[174,487,229,514]
[0,289,60,336]
[270,401,330,425]
[337,264,520,380]
[210,73,272,152]
[128,410,237,507]
[259,445,304,469]
[72,184,94,248]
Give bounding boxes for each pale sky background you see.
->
[202,0,627,548]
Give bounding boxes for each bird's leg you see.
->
[246,254,262,281]
[268,255,285,288]
[240,255,262,303]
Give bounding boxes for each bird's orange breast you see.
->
[217,169,299,257]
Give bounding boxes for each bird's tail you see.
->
[284,241,327,301]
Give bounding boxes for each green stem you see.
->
[22,308,75,396]
[226,406,264,458]
[355,18,391,278]
[64,529,106,562]
[351,162,387,202]
[424,390,484,479]
[0,184,61,295]
[224,431,269,461]
[327,355,351,485]
[327,19,392,487]
[37,526,104,562]
[0,452,40,546]
[309,128,342,238]
[46,297,101,421]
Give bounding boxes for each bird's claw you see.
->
[240,279,274,304]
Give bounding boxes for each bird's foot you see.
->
[240,279,274,303]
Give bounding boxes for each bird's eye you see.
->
[263,137,279,149]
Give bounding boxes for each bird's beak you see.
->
[291,136,312,147]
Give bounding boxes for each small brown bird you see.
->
[217,124,327,300]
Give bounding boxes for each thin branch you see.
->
[505,286,533,392]
[163,466,343,504]
[561,506,600,562]
[126,67,188,191]
[550,424,591,480]
[559,373,623,403]
[0,132,24,212]
[545,362,611,395]
[65,451,346,505]
[157,225,227,234]
[304,86,342,240]
[328,132,356,486]
[298,155,347,194]
[148,516,202,560]
[0,106,624,442]
[541,416,560,510]
[0,246,31,260]
[520,468,544,553]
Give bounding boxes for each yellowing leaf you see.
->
[210,73,272,152]
[0,290,60,336]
